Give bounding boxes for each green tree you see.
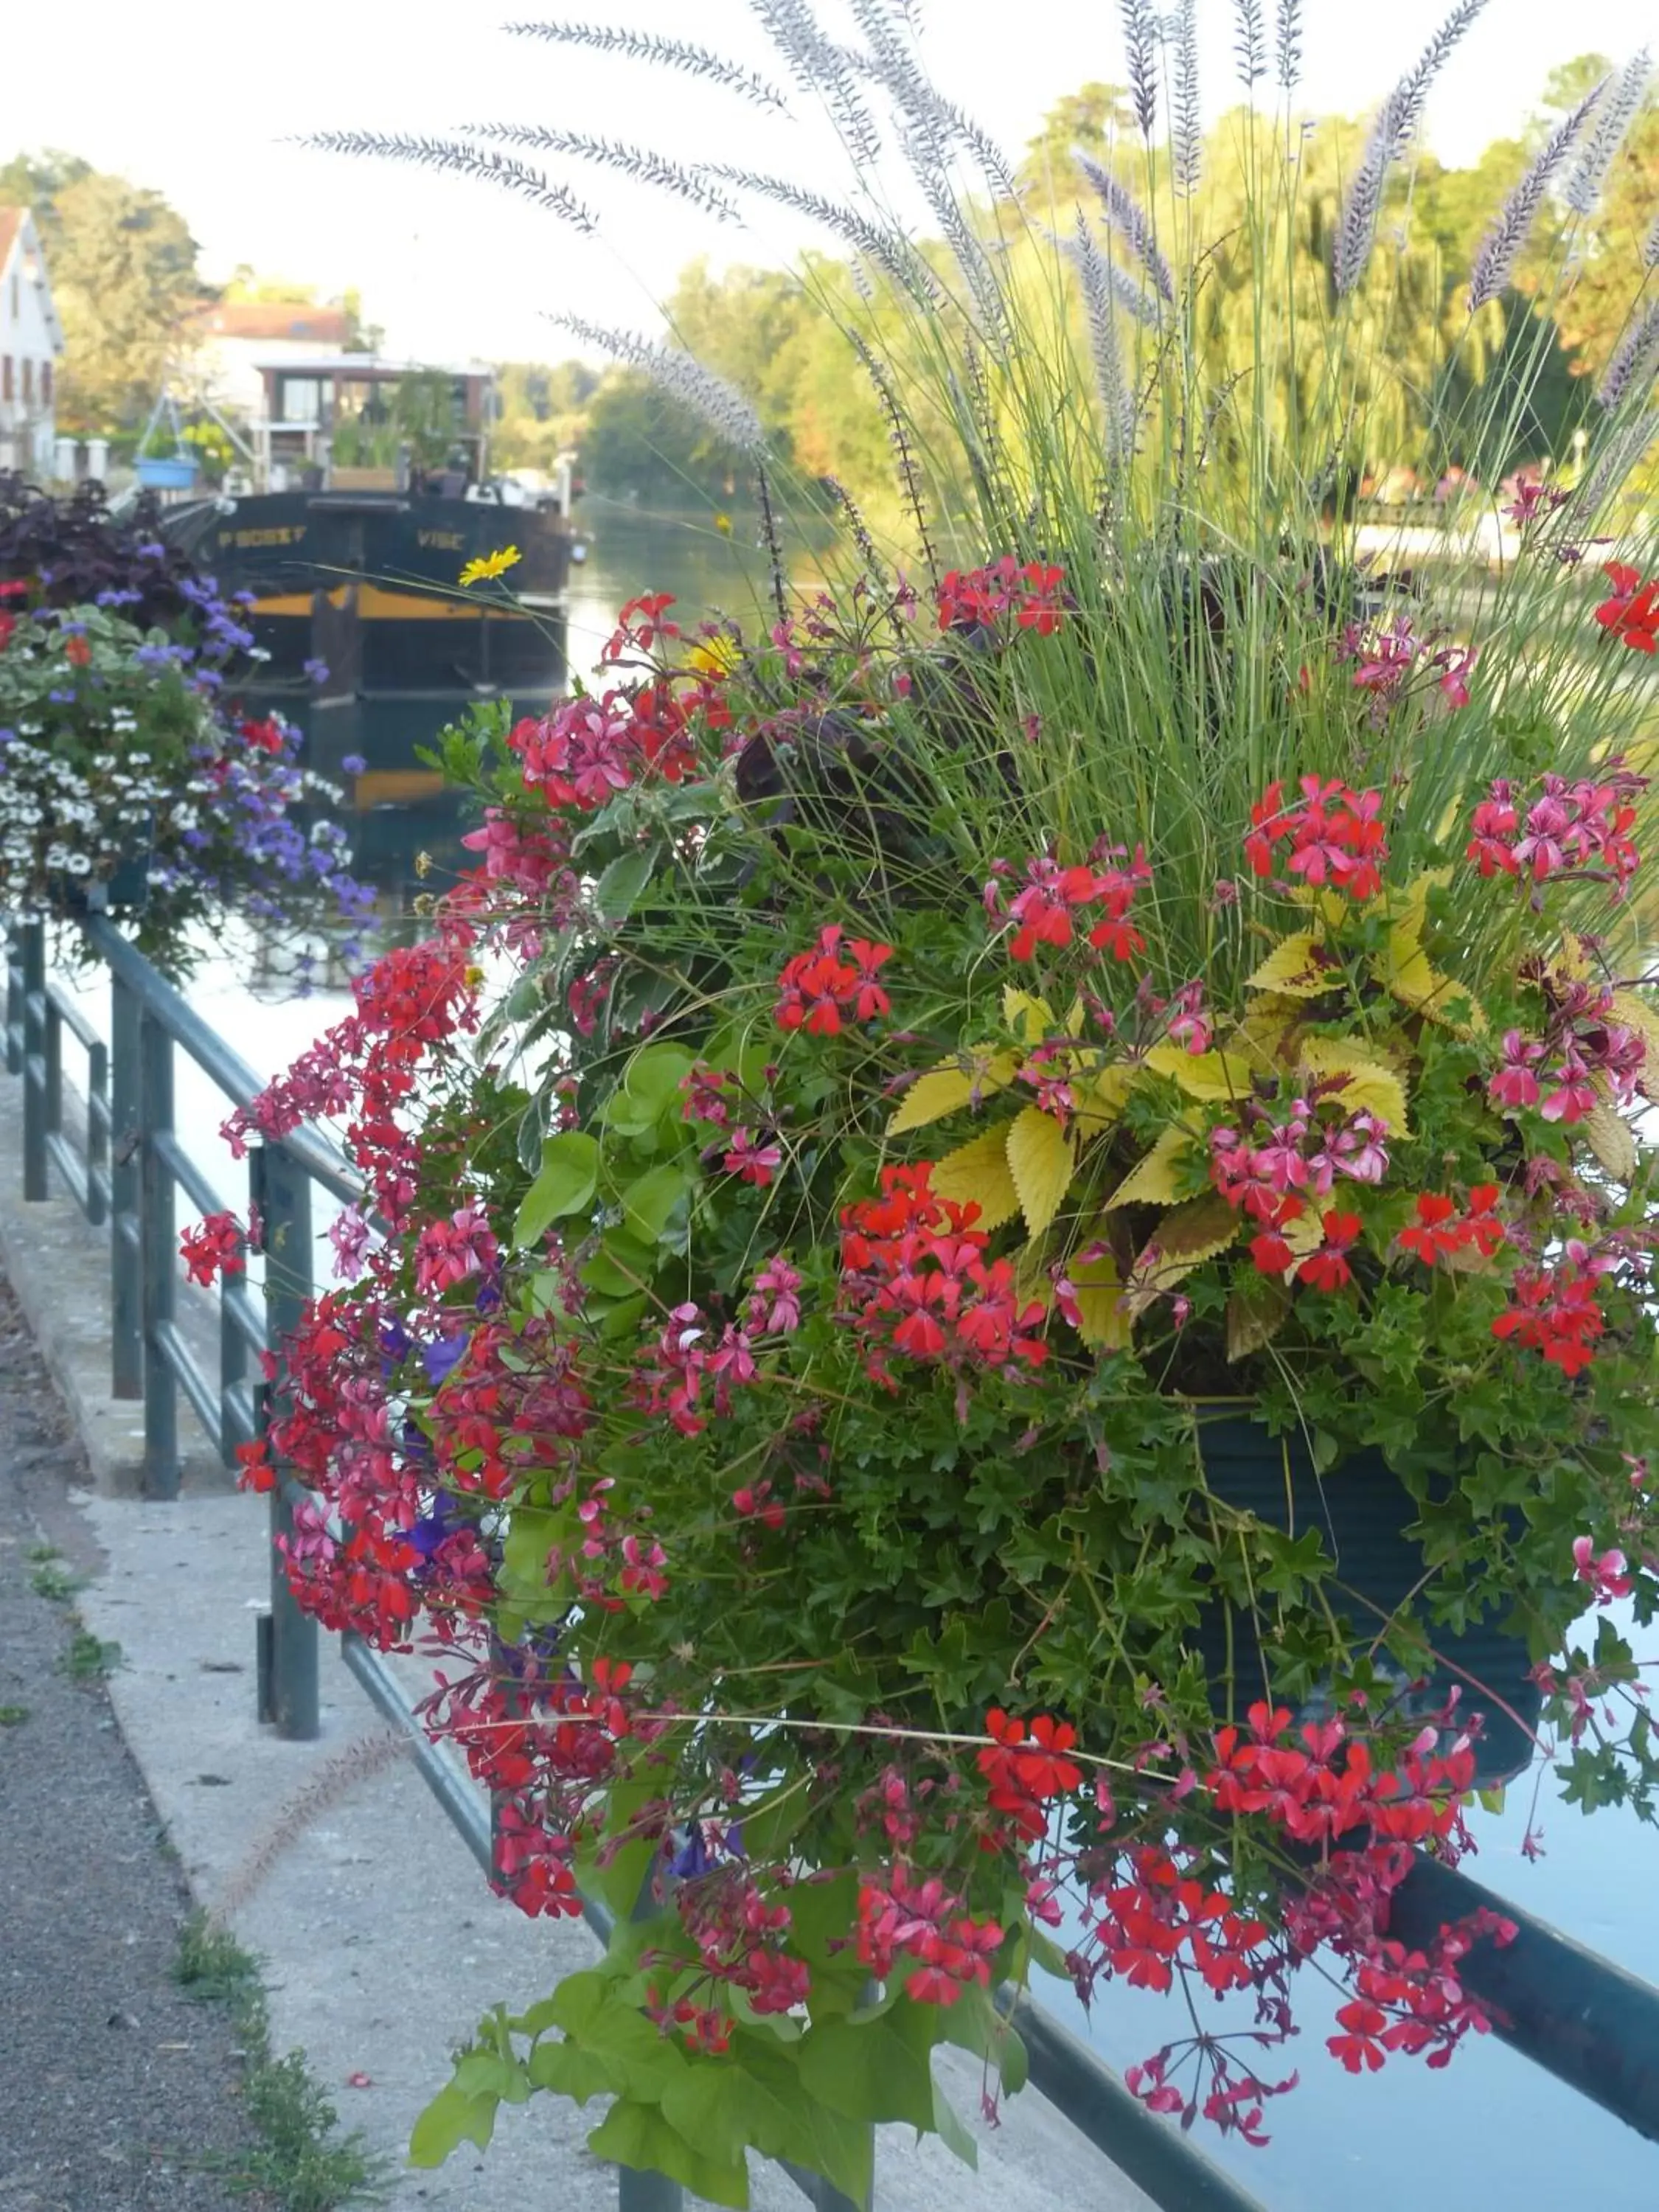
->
[0,159,201,431]
[1018,85,1137,197]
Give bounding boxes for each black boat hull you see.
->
[161,488,573,796]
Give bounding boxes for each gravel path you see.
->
[0,1275,265,2212]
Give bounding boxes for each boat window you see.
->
[279,378,327,423]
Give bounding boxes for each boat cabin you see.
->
[249,355,498,498]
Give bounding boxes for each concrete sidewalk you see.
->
[0,1073,1156,2212]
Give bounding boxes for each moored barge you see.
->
[160,355,580,810]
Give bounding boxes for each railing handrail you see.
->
[80,913,363,1207]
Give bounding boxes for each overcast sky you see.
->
[10,0,1627,364]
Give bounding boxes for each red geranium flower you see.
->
[1397,1193,1464,1264]
[1298,1209,1362,1291]
[1595,564,1659,654]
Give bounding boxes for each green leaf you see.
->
[932,2076,979,2168]
[660,2063,754,2168]
[453,2049,530,2104]
[527,2036,616,2103]
[1023,1925,1071,1981]
[797,2002,939,2132]
[594,848,655,925]
[580,1229,657,1297]
[586,2099,750,2208]
[597,1293,650,1340]
[515,1132,600,1245]
[409,2081,499,2167]
[621,1162,692,1245]
[730,2035,876,2204]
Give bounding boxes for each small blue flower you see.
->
[341,752,366,775]
[304,658,331,686]
[422,1332,470,1386]
[409,1489,466,1562]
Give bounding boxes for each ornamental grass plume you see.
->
[262,6,1659,2199]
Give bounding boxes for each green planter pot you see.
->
[1194,1407,1540,1788]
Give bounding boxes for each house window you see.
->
[21,359,31,404]
[41,361,52,405]
[1,356,11,403]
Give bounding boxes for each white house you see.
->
[0,208,64,477]
[184,299,352,425]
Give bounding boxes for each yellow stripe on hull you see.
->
[248,585,543,624]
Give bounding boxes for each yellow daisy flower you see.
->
[686,633,742,679]
[458,546,522,588]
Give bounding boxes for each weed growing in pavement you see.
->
[59,1626,122,1680]
[28,1548,82,1602]
[0,1703,28,1725]
[175,1913,388,2211]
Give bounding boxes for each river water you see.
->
[44,501,1659,2208]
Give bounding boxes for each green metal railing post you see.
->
[109,970,143,1397]
[21,922,47,1201]
[139,1007,179,1497]
[3,928,21,1076]
[254,1141,320,1742]
[85,1029,108,1228]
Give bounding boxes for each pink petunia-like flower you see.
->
[1488,1030,1543,1111]
[1572,1535,1632,1604]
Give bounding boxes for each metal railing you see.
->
[7,915,1659,2205]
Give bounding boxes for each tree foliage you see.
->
[0,153,201,431]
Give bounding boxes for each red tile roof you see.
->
[190,301,352,344]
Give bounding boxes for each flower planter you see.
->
[1194,1405,1540,1787]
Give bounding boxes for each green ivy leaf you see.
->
[727,2035,876,2205]
[453,2048,530,2105]
[594,848,656,925]
[527,2036,616,2103]
[408,2081,499,2167]
[659,2063,755,2168]
[931,2077,979,2168]
[586,2098,750,2208]
[796,2001,939,2132]
[515,1132,600,1246]
[620,1162,693,1245]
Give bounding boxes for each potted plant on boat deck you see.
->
[218,3,1659,2195]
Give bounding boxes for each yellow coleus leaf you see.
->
[1005,1107,1075,1238]
[1071,1063,1135,1138]
[1610,989,1659,1077]
[888,1048,1018,1135]
[1372,933,1484,1034]
[930,1125,1022,1229]
[1123,1195,1240,1315]
[1003,987,1057,1043]
[1246,933,1343,998]
[1298,1039,1411,1135]
[1143,1043,1256,1101]
[1105,1124,1196,1210]
[1283,885,1352,932]
[1226,1276,1292,1361]
[1390,866,1452,941]
[1554,932,1594,984]
[1583,1097,1638,1185]
[1071,1251,1130,1351]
